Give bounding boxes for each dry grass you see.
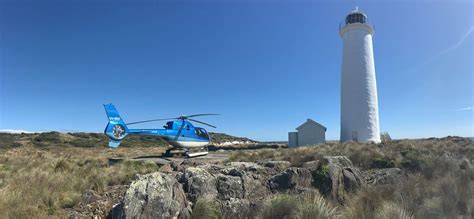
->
[0,145,164,218]
[0,135,472,218]
[228,137,473,169]
[229,137,474,218]
[260,190,338,219]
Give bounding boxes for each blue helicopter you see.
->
[103,104,218,157]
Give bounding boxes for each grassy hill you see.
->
[0,131,256,148]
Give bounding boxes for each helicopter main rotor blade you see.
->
[126,114,219,126]
[126,118,178,125]
[189,118,217,128]
[174,120,186,140]
[186,113,220,118]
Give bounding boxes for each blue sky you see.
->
[1,0,472,141]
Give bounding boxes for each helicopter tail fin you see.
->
[103,103,129,148]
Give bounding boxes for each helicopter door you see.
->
[195,128,209,139]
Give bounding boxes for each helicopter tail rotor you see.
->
[103,103,129,148]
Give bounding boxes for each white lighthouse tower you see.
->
[340,7,381,143]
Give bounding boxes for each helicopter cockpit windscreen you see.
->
[195,128,209,139]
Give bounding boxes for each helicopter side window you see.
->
[164,121,173,129]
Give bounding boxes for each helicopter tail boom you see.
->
[103,103,129,148]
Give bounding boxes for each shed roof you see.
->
[296,119,327,131]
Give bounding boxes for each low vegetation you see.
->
[259,191,338,219]
[0,133,472,218]
[0,145,164,218]
[228,137,474,218]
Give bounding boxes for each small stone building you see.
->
[288,119,326,148]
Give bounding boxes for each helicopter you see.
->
[103,103,218,157]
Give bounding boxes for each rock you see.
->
[81,190,101,204]
[302,160,320,171]
[365,168,406,186]
[325,156,353,167]
[216,175,244,200]
[122,172,190,219]
[169,161,185,172]
[108,203,124,219]
[317,156,365,204]
[221,167,245,177]
[259,160,291,171]
[71,185,128,219]
[219,198,261,219]
[220,167,271,199]
[270,167,312,191]
[183,167,217,202]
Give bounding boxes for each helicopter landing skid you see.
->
[185,147,209,158]
[163,147,208,158]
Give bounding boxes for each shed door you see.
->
[352,131,358,141]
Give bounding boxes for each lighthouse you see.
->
[340,7,381,143]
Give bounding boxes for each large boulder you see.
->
[269,167,312,191]
[314,156,365,204]
[182,167,217,203]
[302,160,320,171]
[122,172,190,219]
[216,175,244,200]
[220,166,271,200]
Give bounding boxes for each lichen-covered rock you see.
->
[216,175,244,200]
[122,172,190,219]
[183,167,217,202]
[269,167,312,191]
[220,166,270,199]
[317,156,365,204]
[365,168,406,186]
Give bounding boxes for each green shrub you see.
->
[60,192,81,208]
[371,157,395,169]
[33,132,62,144]
[312,164,330,189]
